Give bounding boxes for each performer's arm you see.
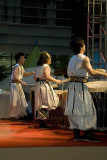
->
[82,56,107,78]
[13,67,27,85]
[23,70,35,77]
[44,66,62,85]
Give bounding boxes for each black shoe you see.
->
[82,135,101,142]
[83,129,101,142]
[73,136,84,141]
[73,129,83,141]
[39,125,49,129]
[38,109,48,119]
[39,120,49,129]
[10,117,19,122]
[18,116,29,121]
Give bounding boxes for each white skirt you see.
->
[65,82,97,130]
[34,81,59,117]
[9,83,28,118]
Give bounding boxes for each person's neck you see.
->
[78,51,84,55]
[18,62,22,66]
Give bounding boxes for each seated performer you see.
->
[34,51,62,128]
[9,52,35,121]
[65,37,107,142]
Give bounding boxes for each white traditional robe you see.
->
[65,54,97,130]
[9,64,28,118]
[34,64,59,118]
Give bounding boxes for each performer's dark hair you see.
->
[70,37,85,54]
[15,52,25,63]
[37,51,50,66]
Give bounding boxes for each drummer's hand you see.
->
[21,81,27,86]
[56,80,62,85]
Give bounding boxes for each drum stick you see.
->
[27,84,35,86]
[51,78,70,89]
[26,78,70,88]
[61,78,71,83]
[27,83,58,88]
[51,84,58,88]
[51,78,70,88]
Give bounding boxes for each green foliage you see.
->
[51,55,70,70]
[51,55,70,77]
[23,46,40,68]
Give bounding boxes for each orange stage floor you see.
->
[0,120,107,148]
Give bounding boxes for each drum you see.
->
[30,88,66,118]
[54,90,64,107]
[86,81,107,128]
[86,81,107,92]
[49,90,68,126]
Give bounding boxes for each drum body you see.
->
[90,91,107,128]
[30,88,65,119]
[86,81,107,128]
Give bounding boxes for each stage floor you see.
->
[0,119,107,148]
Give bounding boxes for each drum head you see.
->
[54,90,64,95]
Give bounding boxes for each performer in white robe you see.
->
[65,37,107,142]
[34,51,62,128]
[9,52,35,120]
[65,54,96,130]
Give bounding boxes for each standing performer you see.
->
[34,51,62,128]
[65,37,107,142]
[10,52,35,121]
